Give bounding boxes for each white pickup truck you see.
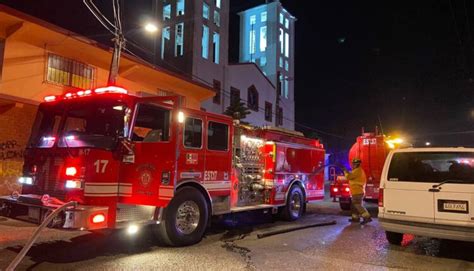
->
[378,148,474,245]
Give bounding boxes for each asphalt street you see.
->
[1,199,474,270]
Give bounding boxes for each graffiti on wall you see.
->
[0,140,23,195]
[0,140,24,161]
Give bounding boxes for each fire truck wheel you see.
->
[155,186,209,246]
[281,185,304,221]
[339,201,351,211]
[385,231,403,245]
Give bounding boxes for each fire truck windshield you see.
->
[29,99,127,150]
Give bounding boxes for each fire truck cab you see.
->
[0,86,325,246]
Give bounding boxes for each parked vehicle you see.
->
[330,131,389,210]
[379,147,474,244]
[0,86,325,246]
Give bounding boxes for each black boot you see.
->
[360,217,373,225]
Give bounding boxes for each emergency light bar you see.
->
[43,86,128,102]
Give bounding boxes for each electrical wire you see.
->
[88,0,117,31]
[123,45,349,139]
[83,0,117,35]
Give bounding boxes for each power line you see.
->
[123,46,348,139]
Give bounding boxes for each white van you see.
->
[379,148,474,245]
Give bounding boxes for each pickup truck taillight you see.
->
[378,188,384,207]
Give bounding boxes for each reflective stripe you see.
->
[159,188,174,197]
[85,183,132,197]
[203,181,230,190]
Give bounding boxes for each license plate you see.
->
[438,200,469,214]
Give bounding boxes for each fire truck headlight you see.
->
[65,180,83,189]
[127,224,139,235]
[18,177,33,185]
[178,111,185,123]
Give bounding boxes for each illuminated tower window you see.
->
[279,28,284,54]
[203,3,209,19]
[163,4,171,21]
[249,29,256,55]
[261,11,267,22]
[285,32,289,57]
[260,26,267,52]
[216,0,221,9]
[214,10,220,27]
[177,0,185,16]
[250,15,256,25]
[175,23,184,56]
[161,26,170,59]
[213,32,220,64]
[202,25,209,59]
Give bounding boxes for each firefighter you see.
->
[344,158,372,225]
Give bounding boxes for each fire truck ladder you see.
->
[6,201,77,271]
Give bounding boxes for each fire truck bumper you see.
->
[0,195,109,231]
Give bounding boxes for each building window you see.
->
[285,60,289,71]
[213,79,221,104]
[265,101,272,122]
[177,0,185,16]
[284,79,289,98]
[260,26,267,52]
[161,26,170,59]
[184,118,203,148]
[163,4,171,21]
[261,11,267,22]
[247,85,259,111]
[214,10,220,27]
[46,54,96,89]
[276,107,283,126]
[260,56,267,67]
[216,0,221,9]
[212,32,220,64]
[203,3,209,19]
[230,87,240,105]
[285,18,289,29]
[279,13,284,24]
[249,30,256,55]
[279,28,284,54]
[250,15,256,25]
[207,121,228,151]
[175,23,184,56]
[202,25,209,59]
[285,32,290,57]
[279,57,283,68]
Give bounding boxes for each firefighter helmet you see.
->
[352,158,362,165]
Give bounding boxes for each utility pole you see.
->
[107,0,124,85]
[108,35,125,85]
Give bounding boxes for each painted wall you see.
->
[225,64,276,127]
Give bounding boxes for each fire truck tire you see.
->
[154,186,209,246]
[281,185,304,221]
[339,201,351,211]
[385,231,403,245]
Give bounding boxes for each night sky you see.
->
[2,0,474,151]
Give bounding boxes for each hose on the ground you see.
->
[6,201,77,271]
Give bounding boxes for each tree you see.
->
[224,99,251,124]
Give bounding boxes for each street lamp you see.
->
[144,22,159,33]
[425,142,431,146]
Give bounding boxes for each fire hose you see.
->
[6,201,77,271]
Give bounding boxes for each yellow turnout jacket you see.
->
[344,167,367,195]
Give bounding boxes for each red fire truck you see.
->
[330,131,390,210]
[0,86,325,246]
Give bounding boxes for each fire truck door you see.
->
[203,120,232,195]
[177,116,205,182]
[119,103,176,206]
